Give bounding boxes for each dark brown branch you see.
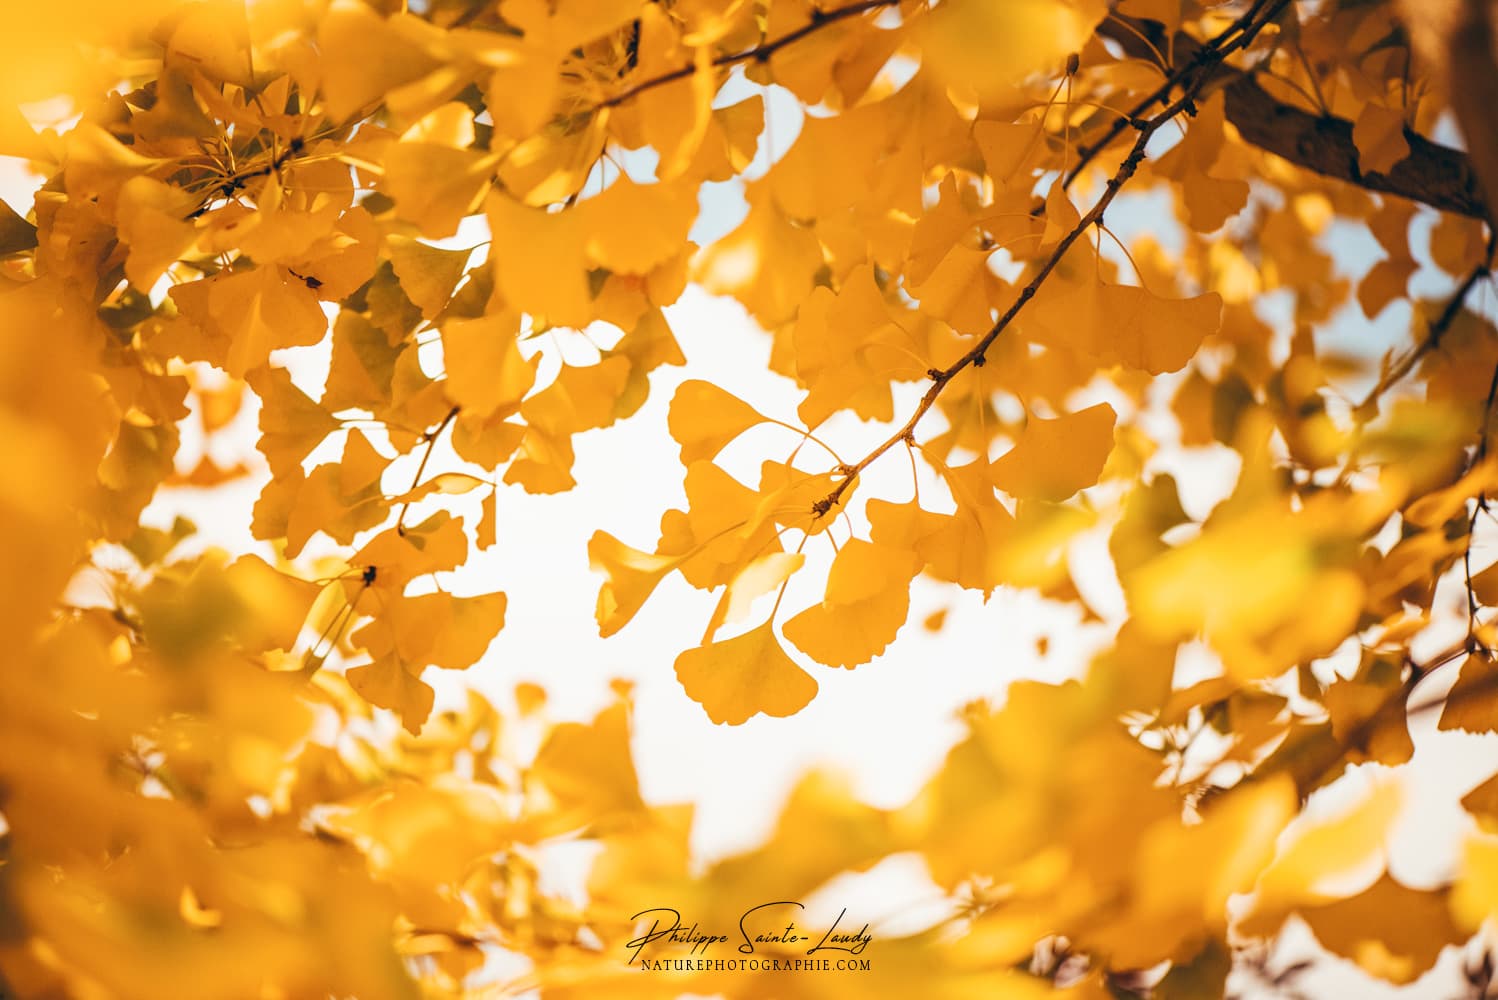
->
[1223,71,1486,219]
[1095,15,1490,221]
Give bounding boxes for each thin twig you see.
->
[1353,247,1496,418]
[1064,0,1284,190]
[395,406,460,534]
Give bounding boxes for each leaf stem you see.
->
[396,406,460,534]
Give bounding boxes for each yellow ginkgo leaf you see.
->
[483,37,558,142]
[441,312,537,420]
[1461,772,1498,838]
[1402,458,1498,528]
[115,176,196,291]
[221,555,322,653]
[61,122,163,202]
[612,5,716,178]
[667,379,770,464]
[245,364,340,478]
[503,423,578,494]
[606,307,687,418]
[768,98,895,223]
[388,472,489,507]
[521,356,632,435]
[974,120,1046,192]
[763,2,864,104]
[918,0,1106,100]
[486,190,592,328]
[906,244,994,337]
[0,196,35,257]
[706,93,764,178]
[1454,834,1498,929]
[1027,250,1223,374]
[696,184,824,328]
[531,702,646,828]
[1243,778,1402,931]
[1324,671,1414,765]
[1039,179,1082,252]
[264,460,384,559]
[589,530,681,638]
[1056,780,1290,969]
[317,2,443,121]
[907,173,975,286]
[350,596,422,663]
[660,461,783,590]
[705,550,804,639]
[336,429,389,499]
[353,511,469,589]
[498,111,611,206]
[747,462,847,539]
[1298,875,1462,985]
[428,591,507,669]
[674,621,818,725]
[989,403,1117,502]
[205,267,329,378]
[452,412,527,470]
[1467,560,1498,607]
[387,236,472,319]
[1127,471,1386,681]
[582,176,698,275]
[354,589,506,671]
[1151,92,1250,233]
[324,310,406,413]
[1438,654,1498,733]
[347,655,436,735]
[783,539,920,668]
[318,778,512,892]
[287,206,379,301]
[384,143,498,240]
[868,465,1016,595]
[791,265,923,426]
[477,489,498,549]
[1119,778,1295,967]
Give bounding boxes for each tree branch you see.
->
[1095,14,1490,221]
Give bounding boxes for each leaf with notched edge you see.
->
[783,540,919,668]
[347,655,436,735]
[589,530,681,638]
[675,621,818,725]
[1439,654,1498,734]
[989,403,1117,502]
[667,379,770,464]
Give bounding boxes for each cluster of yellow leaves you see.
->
[11,0,1498,995]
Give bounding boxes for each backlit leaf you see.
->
[675,621,818,725]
